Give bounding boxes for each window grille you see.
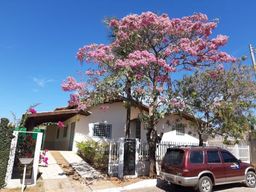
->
[173,123,185,135]
[93,123,112,138]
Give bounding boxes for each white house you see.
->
[156,113,200,144]
[25,100,200,151]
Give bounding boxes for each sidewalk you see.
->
[39,151,67,180]
[94,179,157,192]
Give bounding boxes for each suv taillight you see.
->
[182,169,190,176]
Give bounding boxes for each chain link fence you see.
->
[0,118,14,188]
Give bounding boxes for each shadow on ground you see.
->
[156,178,247,192]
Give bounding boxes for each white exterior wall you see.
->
[156,114,199,144]
[43,104,201,150]
[75,102,126,141]
[67,102,144,151]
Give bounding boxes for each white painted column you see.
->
[135,138,139,177]
[31,133,42,185]
[118,138,124,178]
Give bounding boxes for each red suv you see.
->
[160,146,256,192]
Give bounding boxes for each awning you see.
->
[24,109,90,130]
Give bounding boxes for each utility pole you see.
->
[249,44,256,72]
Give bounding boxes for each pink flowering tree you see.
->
[19,104,39,127]
[63,12,235,177]
[174,62,256,145]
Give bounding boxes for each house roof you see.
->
[166,112,204,124]
[24,109,90,130]
[24,97,147,130]
[54,96,149,112]
[102,97,149,112]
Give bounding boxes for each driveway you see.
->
[126,179,256,192]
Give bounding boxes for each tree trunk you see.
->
[198,132,204,146]
[147,128,157,177]
[125,79,132,138]
[125,106,131,138]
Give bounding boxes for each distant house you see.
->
[25,99,200,151]
[156,112,200,144]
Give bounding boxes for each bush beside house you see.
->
[0,118,14,188]
[77,139,109,173]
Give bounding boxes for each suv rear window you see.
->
[163,149,184,166]
[190,151,203,164]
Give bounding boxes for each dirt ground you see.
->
[1,151,147,192]
[0,177,147,192]
[0,180,44,192]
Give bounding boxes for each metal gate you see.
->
[123,139,136,176]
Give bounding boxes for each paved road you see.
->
[127,179,256,192]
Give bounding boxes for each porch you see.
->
[24,108,90,151]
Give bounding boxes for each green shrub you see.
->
[77,139,109,173]
[0,118,14,189]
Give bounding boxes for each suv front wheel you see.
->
[197,176,213,192]
[245,171,256,188]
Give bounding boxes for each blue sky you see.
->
[0,0,255,121]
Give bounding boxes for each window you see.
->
[93,123,112,138]
[56,128,60,139]
[63,126,68,138]
[135,119,141,139]
[190,151,203,164]
[173,123,185,135]
[221,151,238,163]
[207,151,221,163]
[163,149,184,166]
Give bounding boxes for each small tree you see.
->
[63,12,235,177]
[174,63,256,145]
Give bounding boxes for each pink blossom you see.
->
[62,76,84,91]
[78,103,87,110]
[135,73,144,80]
[85,70,94,76]
[156,87,164,92]
[135,88,146,94]
[109,19,119,27]
[211,35,229,49]
[57,121,65,129]
[207,70,219,79]
[28,108,37,114]
[217,64,224,71]
[156,75,168,82]
[77,44,114,63]
[99,105,110,111]
[170,98,186,110]
[43,157,48,165]
[68,94,80,107]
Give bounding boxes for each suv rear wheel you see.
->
[245,171,256,188]
[197,176,213,192]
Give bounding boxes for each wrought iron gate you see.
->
[123,139,136,176]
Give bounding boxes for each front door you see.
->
[220,150,244,182]
[68,122,75,151]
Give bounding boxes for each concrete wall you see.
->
[43,103,201,151]
[69,102,144,151]
[156,114,199,144]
